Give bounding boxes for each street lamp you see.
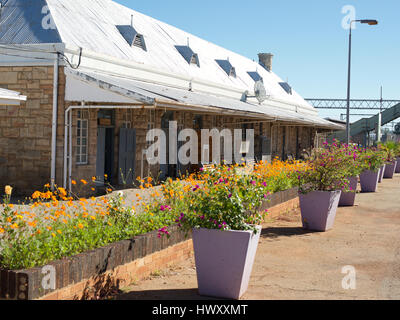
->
[346,19,378,145]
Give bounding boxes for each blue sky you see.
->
[116,0,399,121]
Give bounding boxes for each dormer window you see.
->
[175,45,200,67]
[279,82,292,95]
[116,25,147,51]
[247,71,263,83]
[216,59,236,78]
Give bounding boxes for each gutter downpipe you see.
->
[51,53,59,190]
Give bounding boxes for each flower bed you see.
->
[0,188,299,300]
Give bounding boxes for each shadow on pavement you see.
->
[116,288,224,300]
[261,226,318,239]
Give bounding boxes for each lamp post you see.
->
[346,19,378,145]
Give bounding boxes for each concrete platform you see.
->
[116,175,400,300]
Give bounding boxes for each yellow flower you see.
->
[5,185,12,196]
[57,230,62,234]
[58,187,67,196]
[0,228,5,234]
[71,180,77,185]
[80,179,87,185]
[78,223,84,229]
[92,176,96,182]
[51,232,56,237]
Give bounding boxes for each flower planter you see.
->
[383,161,397,179]
[339,176,358,207]
[192,226,261,300]
[378,165,385,183]
[396,157,400,174]
[299,190,341,232]
[360,170,380,192]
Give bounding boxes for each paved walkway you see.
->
[116,175,400,300]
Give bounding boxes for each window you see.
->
[76,110,89,165]
[147,109,155,147]
[178,112,185,131]
[122,109,132,128]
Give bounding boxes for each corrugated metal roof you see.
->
[0,0,315,111]
[65,68,343,129]
[0,0,61,44]
[0,0,338,128]
[0,87,24,98]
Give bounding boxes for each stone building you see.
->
[0,0,341,195]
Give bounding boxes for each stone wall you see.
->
[0,65,66,195]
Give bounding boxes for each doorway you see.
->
[96,110,115,186]
[160,111,175,180]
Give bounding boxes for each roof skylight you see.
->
[279,82,292,95]
[247,71,263,83]
[175,45,200,67]
[116,25,147,51]
[216,59,236,78]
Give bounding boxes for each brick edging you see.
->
[0,188,299,300]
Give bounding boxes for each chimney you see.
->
[258,53,273,71]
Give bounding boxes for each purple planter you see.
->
[299,190,341,232]
[378,165,386,183]
[192,225,261,299]
[360,170,380,192]
[339,176,358,207]
[384,161,397,179]
[396,157,400,174]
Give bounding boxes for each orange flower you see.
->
[71,180,77,185]
[80,179,87,185]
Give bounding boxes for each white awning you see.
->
[65,68,343,130]
[0,88,27,106]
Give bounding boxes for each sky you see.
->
[116,0,399,123]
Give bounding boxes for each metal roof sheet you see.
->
[65,69,342,129]
[0,0,61,44]
[0,86,27,105]
[0,0,339,129]
[0,0,318,113]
